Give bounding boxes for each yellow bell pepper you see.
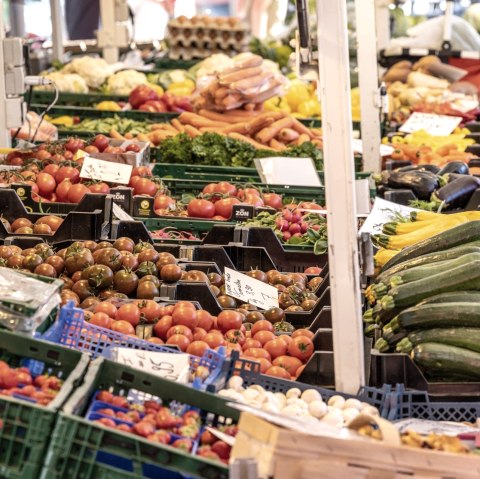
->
[49,115,75,126]
[95,101,121,111]
[298,98,321,117]
[284,79,311,111]
[147,83,165,96]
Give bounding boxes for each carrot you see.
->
[110,128,125,140]
[269,138,286,151]
[184,125,201,138]
[137,133,150,142]
[171,119,185,133]
[245,115,274,135]
[296,133,310,145]
[214,87,229,100]
[228,132,272,150]
[222,109,262,118]
[278,128,299,142]
[220,123,249,134]
[124,132,133,139]
[256,117,293,144]
[179,112,228,128]
[244,103,256,111]
[291,118,314,138]
[199,109,247,124]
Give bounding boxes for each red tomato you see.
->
[217,310,243,334]
[55,166,80,184]
[215,181,237,196]
[64,138,85,153]
[243,348,271,361]
[277,335,293,347]
[116,303,141,327]
[187,340,209,357]
[253,330,276,346]
[214,197,240,219]
[203,332,225,349]
[94,302,117,318]
[134,178,158,196]
[138,300,162,323]
[187,199,215,219]
[129,175,141,188]
[226,342,242,354]
[111,320,135,335]
[265,366,291,379]
[242,338,262,350]
[272,355,303,376]
[243,195,264,207]
[243,356,271,374]
[288,336,314,361]
[196,310,212,331]
[291,329,314,339]
[67,184,90,203]
[154,195,175,210]
[172,307,198,329]
[264,338,288,359]
[166,334,190,352]
[43,163,60,177]
[91,134,110,152]
[262,193,283,210]
[202,183,217,195]
[55,180,72,202]
[167,325,193,342]
[36,172,56,196]
[192,327,207,341]
[295,364,306,378]
[224,329,246,345]
[251,320,274,336]
[88,182,110,194]
[25,180,39,195]
[89,312,112,329]
[174,301,195,310]
[132,166,152,177]
[153,315,172,340]
[148,337,164,344]
[158,305,174,316]
[298,202,324,211]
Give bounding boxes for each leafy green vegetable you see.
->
[157,133,193,164]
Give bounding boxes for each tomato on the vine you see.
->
[187,199,215,219]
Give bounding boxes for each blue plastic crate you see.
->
[386,384,480,422]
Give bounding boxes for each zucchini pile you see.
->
[366,217,480,381]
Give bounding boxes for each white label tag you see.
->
[394,418,480,436]
[399,112,462,136]
[352,139,394,157]
[359,197,423,235]
[108,348,190,382]
[206,427,236,446]
[224,267,279,309]
[112,202,135,221]
[254,157,322,187]
[80,156,133,184]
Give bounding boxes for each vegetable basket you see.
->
[0,331,89,479]
[40,357,239,479]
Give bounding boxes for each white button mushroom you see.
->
[342,407,360,423]
[227,376,244,391]
[343,398,362,410]
[280,405,304,416]
[327,395,345,409]
[321,409,344,428]
[274,392,287,408]
[242,388,260,401]
[362,405,380,416]
[286,388,302,399]
[301,389,322,404]
[308,400,328,419]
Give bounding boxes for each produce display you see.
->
[367,214,480,380]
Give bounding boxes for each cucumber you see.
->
[382,221,480,270]
[387,252,480,288]
[417,291,480,306]
[396,328,480,353]
[379,260,480,311]
[411,342,480,380]
[376,243,480,284]
[383,302,480,335]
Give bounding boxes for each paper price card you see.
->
[254,157,322,187]
[108,348,190,382]
[399,112,462,136]
[224,267,279,309]
[80,156,133,184]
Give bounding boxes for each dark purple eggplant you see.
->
[431,175,480,209]
[396,164,441,174]
[387,170,439,200]
[438,161,469,176]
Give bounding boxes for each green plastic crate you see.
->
[30,90,128,106]
[154,58,199,70]
[0,331,90,479]
[41,357,240,479]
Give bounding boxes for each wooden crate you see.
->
[231,413,480,479]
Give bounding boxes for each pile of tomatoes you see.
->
[1,215,63,236]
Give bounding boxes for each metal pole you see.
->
[9,0,25,37]
[316,0,364,394]
[0,1,11,147]
[50,0,64,62]
[355,0,382,172]
[374,0,390,52]
[99,0,118,64]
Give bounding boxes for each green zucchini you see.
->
[382,221,480,271]
[383,302,480,335]
[364,323,380,338]
[417,291,480,306]
[375,330,408,352]
[379,260,480,311]
[377,242,480,281]
[387,252,480,288]
[411,342,480,380]
[397,328,480,353]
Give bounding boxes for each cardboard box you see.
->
[91,139,150,167]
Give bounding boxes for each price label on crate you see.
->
[80,156,133,184]
[254,157,322,187]
[108,348,190,382]
[399,112,462,136]
[224,267,279,309]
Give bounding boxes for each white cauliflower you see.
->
[105,69,149,95]
[63,56,111,90]
[39,71,89,93]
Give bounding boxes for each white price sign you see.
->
[254,157,322,187]
[399,112,462,136]
[352,139,394,157]
[224,267,279,309]
[359,197,422,235]
[80,156,133,184]
[108,348,190,382]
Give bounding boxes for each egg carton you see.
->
[168,15,248,32]
[168,29,250,47]
[168,46,247,61]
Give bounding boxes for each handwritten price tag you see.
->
[108,348,190,382]
[399,112,462,136]
[224,267,279,310]
[80,156,133,184]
